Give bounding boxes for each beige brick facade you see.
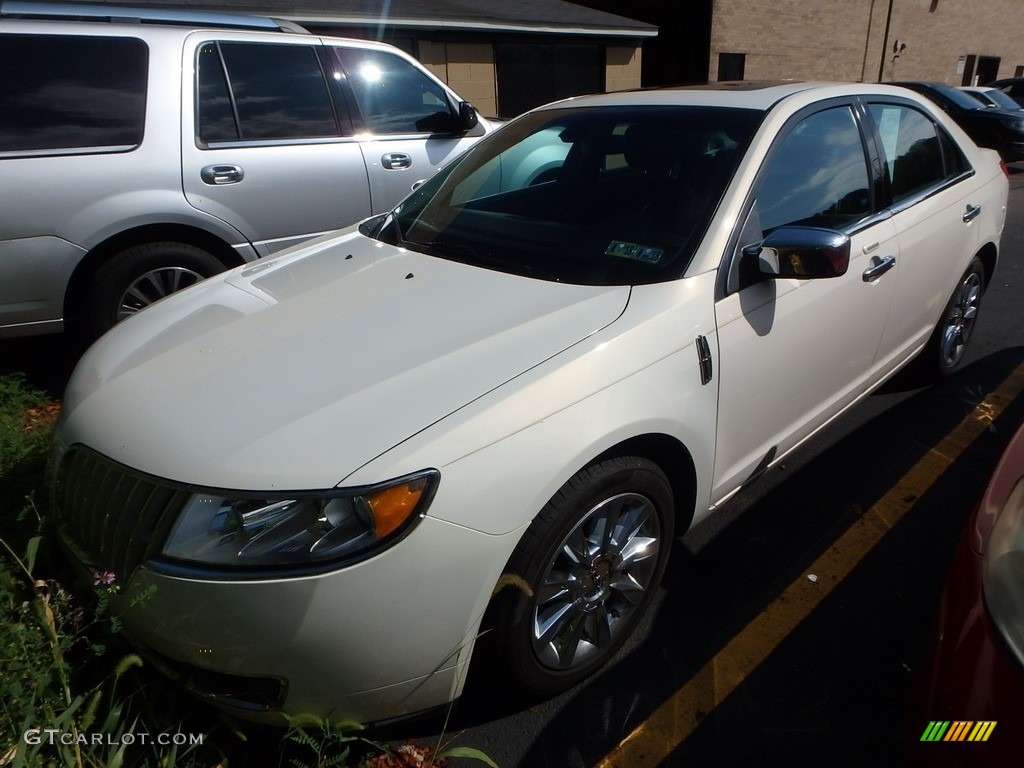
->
[416,41,643,116]
[606,45,643,91]
[417,42,499,117]
[711,0,1024,83]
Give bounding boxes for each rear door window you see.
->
[0,34,147,154]
[868,104,969,203]
[198,42,339,143]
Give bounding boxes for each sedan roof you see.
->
[536,81,931,113]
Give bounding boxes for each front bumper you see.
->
[54,460,523,724]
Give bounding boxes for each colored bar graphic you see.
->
[968,722,997,742]
[920,721,950,741]
[920,721,996,742]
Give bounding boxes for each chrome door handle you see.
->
[962,204,981,223]
[200,165,244,185]
[381,152,412,170]
[862,255,896,282]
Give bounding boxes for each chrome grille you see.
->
[55,448,190,579]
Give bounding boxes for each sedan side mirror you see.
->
[743,226,851,280]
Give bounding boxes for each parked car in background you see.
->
[909,422,1024,765]
[51,82,1007,725]
[960,85,1024,112]
[892,81,1024,162]
[0,2,490,340]
[987,76,1024,108]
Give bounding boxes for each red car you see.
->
[910,421,1024,765]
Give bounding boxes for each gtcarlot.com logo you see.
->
[23,729,204,747]
[920,721,997,743]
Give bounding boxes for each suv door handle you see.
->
[862,255,896,282]
[381,153,412,170]
[962,204,981,223]
[201,165,244,185]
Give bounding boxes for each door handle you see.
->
[962,204,981,223]
[862,255,896,282]
[200,165,244,185]
[381,152,412,170]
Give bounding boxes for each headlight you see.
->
[159,470,439,573]
[982,476,1024,668]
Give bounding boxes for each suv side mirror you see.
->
[457,101,479,133]
[743,226,851,280]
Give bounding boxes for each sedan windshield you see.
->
[384,105,761,285]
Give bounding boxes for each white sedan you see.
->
[52,82,1008,724]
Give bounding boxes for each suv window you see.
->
[198,42,338,142]
[335,48,455,134]
[869,104,967,202]
[0,34,147,153]
[756,106,872,233]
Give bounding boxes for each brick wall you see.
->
[606,45,643,91]
[711,0,1024,83]
[419,42,498,117]
[418,41,643,116]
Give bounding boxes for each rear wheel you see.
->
[495,456,674,696]
[928,258,985,376]
[87,242,226,338]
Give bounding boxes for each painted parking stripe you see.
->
[597,361,1024,768]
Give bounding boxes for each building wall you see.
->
[419,41,499,117]
[710,0,1024,84]
[415,40,644,116]
[606,45,643,91]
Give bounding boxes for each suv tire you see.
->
[88,242,226,338]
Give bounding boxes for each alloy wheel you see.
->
[531,491,661,670]
[940,270,982,369]
[117,266,205,321]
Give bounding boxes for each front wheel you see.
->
[927,258,985,376]
[495,456,674,697]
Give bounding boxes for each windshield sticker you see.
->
[605,240,664,264]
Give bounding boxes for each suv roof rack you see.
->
[0,1,309,32]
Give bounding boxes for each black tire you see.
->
[927,257,985,377]
[494,456,674,697]
[87,242,226,338]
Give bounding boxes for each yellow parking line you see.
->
[597,361,1024,768]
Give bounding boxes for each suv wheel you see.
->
[88,242,226,337]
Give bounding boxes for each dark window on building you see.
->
[0,34,147,153]
[757,106,872,232]
[718,52,746,81]
[211,42,338,141]
[496,43,601,118]
[335,48,454,134]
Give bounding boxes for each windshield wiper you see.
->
[417,240,479,260]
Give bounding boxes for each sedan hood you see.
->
[60,232,629,489]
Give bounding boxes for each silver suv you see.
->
[0,2,489,339]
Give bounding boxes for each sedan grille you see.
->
[54,448,190,579]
